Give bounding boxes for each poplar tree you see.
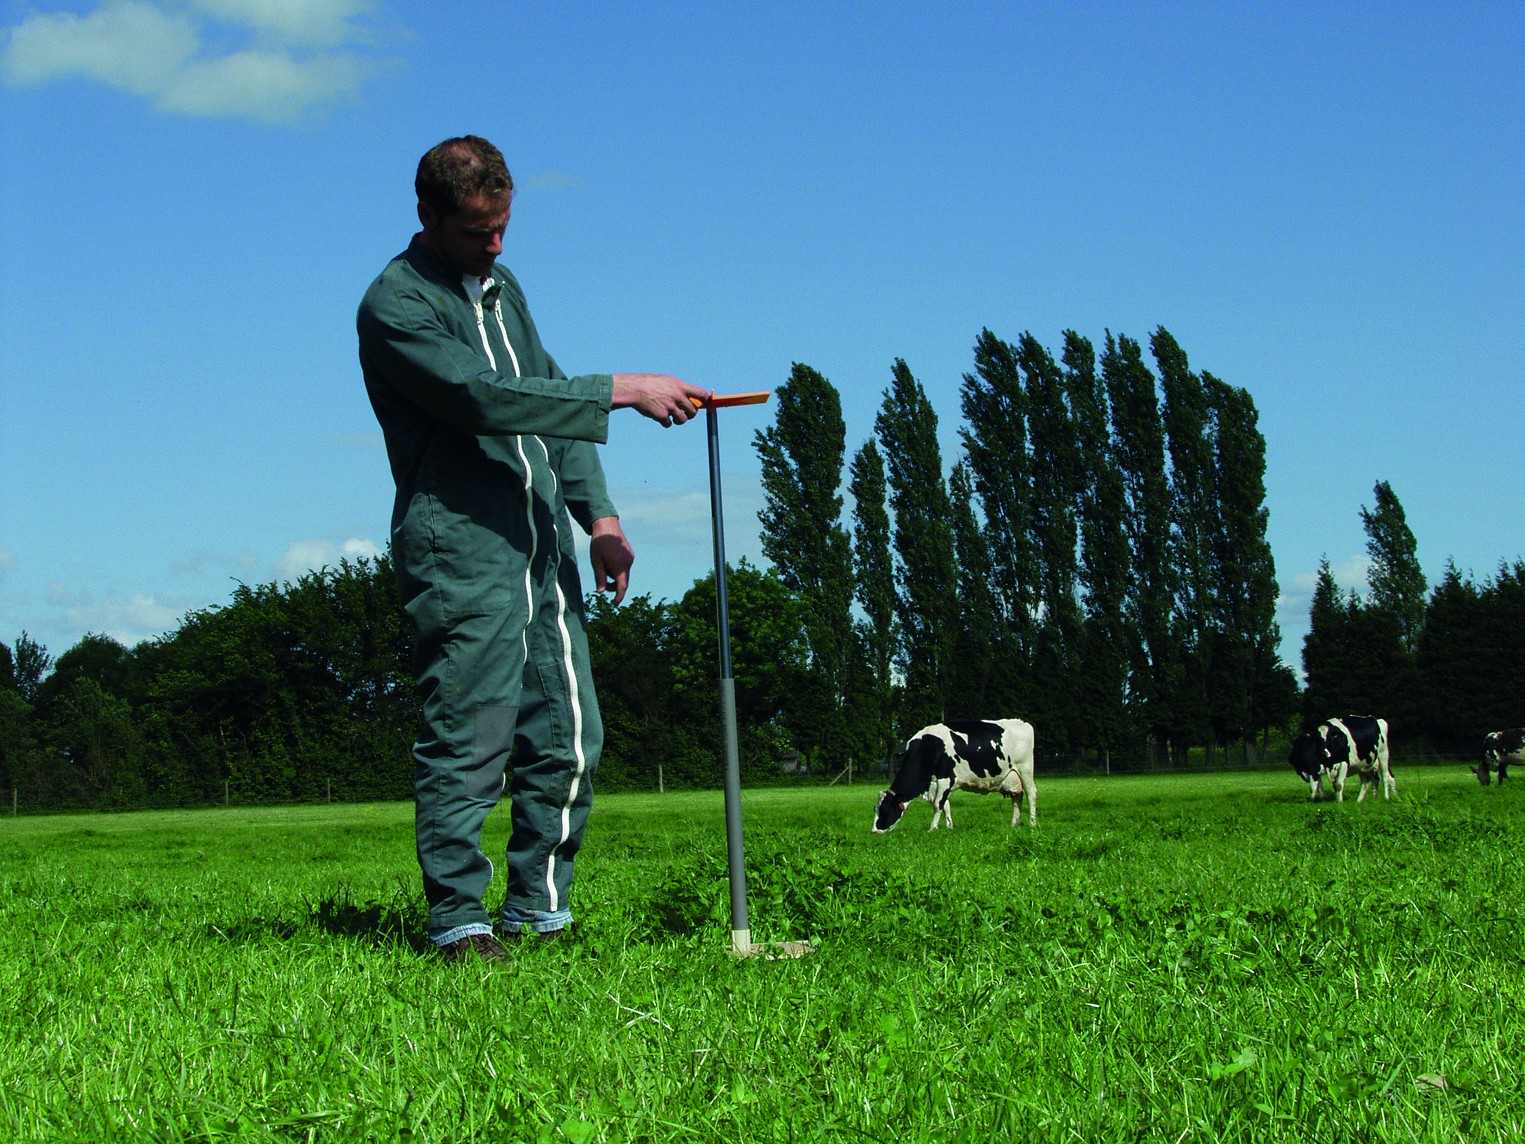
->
[754,363,856,763]
[1360,480,1427,653]
[1102,333,1173,756]
[876,359,958,729]
[1018,332,1084,755]
[1355,479,1425,724]
[959,329,1036,666]
[848,440,899,766]
[1204,373,1296,756]
[1153,328,1214,759]
[1301,559,1348,722]
[948,460,1000,715]
[1063,331,1132,758]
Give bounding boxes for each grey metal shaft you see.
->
[707,403,750,940]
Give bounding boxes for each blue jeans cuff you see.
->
[501,904,573,934]
[429,922,495,947]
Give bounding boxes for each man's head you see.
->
[415,135,514,278]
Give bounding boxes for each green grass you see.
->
[2,767,1521,1141]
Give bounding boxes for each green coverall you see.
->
[357,236,616,940]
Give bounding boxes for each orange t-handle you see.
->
[690,391,771,409]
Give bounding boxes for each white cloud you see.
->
[45,583,184,646]
[160,47,367,122]
[0,549,14,577]
[276,537,382,580]
[189,0,373,49]
[1,1,199,94]
[1,0,381,122]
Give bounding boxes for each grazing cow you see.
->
[872,718,1036,833]
[1478,728,1525,786]
[1288,716,1395,802]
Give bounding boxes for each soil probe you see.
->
[691,390,813,959]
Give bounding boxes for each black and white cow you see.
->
[1288,716,1395,802]
[872,718,1036,833]
[1478,728,1525,786]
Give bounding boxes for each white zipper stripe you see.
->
[491,303,522,378]
[535,436,588,914]
[472,300,497,371]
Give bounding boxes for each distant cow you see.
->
[1478,728,1525,786]
[1288,716,1395,802]
[872,718,1036,833]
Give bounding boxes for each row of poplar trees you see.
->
[755,326,1299,773]
[0,323,1306,812]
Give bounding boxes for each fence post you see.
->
[224,779,229,806]
[658,763,664,794]
[10,787,15,816]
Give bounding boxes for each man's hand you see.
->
[589,516,635,605]
[612,374,711,427]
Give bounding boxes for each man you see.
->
[357,135,708,963]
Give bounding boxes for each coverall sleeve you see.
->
[559,440,618,531]
[543,352,619,530]
[358,281,614,442]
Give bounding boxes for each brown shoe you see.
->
[438,933,509,963]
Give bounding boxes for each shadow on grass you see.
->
[307,886,433,953]
[204,886,432,953]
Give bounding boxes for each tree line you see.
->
[756,326,1299,773]
[3,326,1520,811]
[1301,478,1525,753]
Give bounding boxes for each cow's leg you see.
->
[1308,777,1320,801]
[1499,760,1510,783]
[1357,771,1369,803]
[1023,772,1037,826]
[1007,791,1020,828]
[942,798,954,829]
[1380,744,1396,798]
[1333,764,1348,802]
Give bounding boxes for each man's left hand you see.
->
[589,517,635,605]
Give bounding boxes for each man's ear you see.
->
[416,200,435,231]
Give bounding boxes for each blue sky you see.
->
[2,1,1521,674]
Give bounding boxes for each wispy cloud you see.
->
[1,0,386,123]
[46,582,185,647]
[276,537,382,580]
[521,171,585,194]
[190,0,375,49]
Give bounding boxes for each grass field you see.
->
[1,765,1521,1142]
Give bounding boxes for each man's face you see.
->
[418,193,510,279]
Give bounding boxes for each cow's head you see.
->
[872,790,907,833]
[1321,722,1353,764]
[1288,729,1328,782]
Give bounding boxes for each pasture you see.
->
[1,766,1521,1141]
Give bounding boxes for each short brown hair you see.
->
[415,135,514,217]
